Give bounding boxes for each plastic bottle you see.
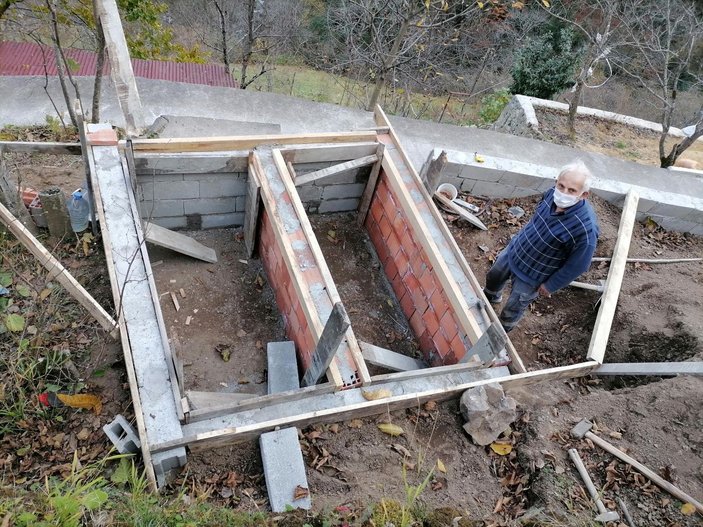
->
[67,188,90,233]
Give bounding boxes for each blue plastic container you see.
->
[67,188,90,233]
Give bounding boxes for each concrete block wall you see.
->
[364,171,472,367]
[431,148,703,236]
[293,162,371,214]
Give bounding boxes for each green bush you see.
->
[479,88,512,124]
[510,27,580,99]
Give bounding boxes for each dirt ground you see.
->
[3,143,703,525]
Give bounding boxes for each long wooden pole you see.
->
[0,201,118,335]
[586,190,639,364]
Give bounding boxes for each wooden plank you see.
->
[370,360,482,383]
[143,221,218,263]
[587,190,639,364]
[433,192,487,230]
[360,341,425,372]
[97,0,144,135]
[459,323,507,364]
[272,150,370,384]
[0,150,39,236]
[0,201,118,335]
[592,256,703,264]
[152,362,597,452]
[86,132,158,491]
[0,141,82,155]
[251,150,343,388]
[594,362,703,376]
[357,144,385,226]
[373,106,526,374]
[381,154,484,344]
[301,303,351,387]
[280,142,378,164]
[243,168,261,258]
[75,105,97,235]
[131,131,378,153]
[186,390,258,409]
[294,155,378,187]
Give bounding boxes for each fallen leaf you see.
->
[5,314,25,332]
[362,388,392,401]
[377,423,404,437]
[490,442,513,456]
[55,393,102,414]
[391,443,411,457]
[76,428,91,441]
[15,284,32,297]
[236,329,247,337]
[424,400,437,412]
[293,485,309,500]
[348,419,363,429]
[329,423,340,434]
[306,430,323,441]
[436,459,447,473]
[681,503,695,516]
[255,340,263,350]
[40,288,52,300]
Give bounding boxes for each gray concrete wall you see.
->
[425,148,703,236]
[135,153,371,229]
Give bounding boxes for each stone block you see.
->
[322,183,366,200]
[198,175,247,198]
[319,198,360,213]
[460,383,517,446]
[184,197,237,215]
[103,414,141,454]
[201,212,245,229]
[260,428,311,512]
[267,341,299,394]
[154,180,200,200]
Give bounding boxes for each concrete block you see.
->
[153,447,188,487]
[319,198,360,213]
[267,341,299,394]
[459,178,476,193]
[154,180,200,200]
[657,218,700,233]
[471,181,516,198]
[460,166,503,182]
[201,212,244,229]
[297,185,323,202]
[138,182,154,202]
[682,208,703,224]
[499,171,544,190]
[151,216,188,230]
[647,202,693,219]
[235,195,247,211]
[260,428,311,512]
[510,187,540,198]
[139,199,185,219]
[440,175,463,189]
[135,154,248,174]
[184,197,237,215]
[323,169,369,185]
[103,414,141,454]
[198,175,247,198]
[442,162,463,178]
[322,183,366,200]
[137,172,185,183]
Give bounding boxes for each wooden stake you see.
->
[301,302,351,387]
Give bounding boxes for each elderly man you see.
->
[483,160,599,332]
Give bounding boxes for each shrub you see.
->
[479,88,512,124]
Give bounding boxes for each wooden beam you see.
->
[280,142,379,164]
[97,0,144,135]
[0,141,82,155]
[301,302,351,387]
[373,105,526,374]
[360,341,425,372]
[143,222,218,263]
[152,362,597,452]
[0,150,39,236]
[131,132,378,153]
[370,360,482,383]
[381,154,484,344]
[433,191,487,231]
[592,256,703,264]
[594,362,703,376]
[459,323,506,364]
[294,155,378,187]
[186,390,258,409]
[587,191,639,364]
[420,150,447,193]
[243,169,262,258]
[0,201,118,335]
[357,144,385,226]
[272,149,370,384]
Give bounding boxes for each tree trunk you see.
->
[367,18,410,111]
[213,0,229,71]
[91,0,106,123]
[661,112,703,168]
[567,77,585,138]
[47,0,78,127]
[240,0,256,88]
[0,0,15,20]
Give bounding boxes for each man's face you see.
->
[556,171,589,198]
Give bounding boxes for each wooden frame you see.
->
[294,154,378,186]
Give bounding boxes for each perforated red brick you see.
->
[398,291,415,319]
[418,268,437,297]
[409,310,425,337]
[433,333,452,358]
[379,215,392,241]
[439,310,459,342]
[391,210,406,236]
[422,307,440,337]
[395,248,410,278]
[386,231,401,259]
[418,330,434,353]
[449,333,467,360]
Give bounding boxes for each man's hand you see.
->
[538,284,551,298]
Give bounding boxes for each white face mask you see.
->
[553,187,582,208]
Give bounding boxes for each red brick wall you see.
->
[365,172,470,366]
[259,211,316,364]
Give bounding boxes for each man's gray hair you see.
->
[559,159,593,192]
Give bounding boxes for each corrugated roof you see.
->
[0,41,237,87]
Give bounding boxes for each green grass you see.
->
[230,63,489,126]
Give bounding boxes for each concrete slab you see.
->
[267,341,300,395]
[260,428,312,512]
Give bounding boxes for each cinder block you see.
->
[259,428,312,512]
[184,197,237,215]
[511,187,541,198]
[139,199,185,219]
[235,195,247,212]
[471,181,516,198]
[297,185,324,202]
[459,178,476,193]
[318,198,359,213]
[138,182,154,202]
[103,414,141,454]
[321,183,366,200]
[151,216,188,229]
[267,341,299,394]
[137,172,186,183]
[153,448,188,488]
[198,176,247,198]
[321,168,368,185]
[201,212,244,229]
[460,166,503,182]
[154,180,200,200]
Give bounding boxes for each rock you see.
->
[460,383,517,446]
